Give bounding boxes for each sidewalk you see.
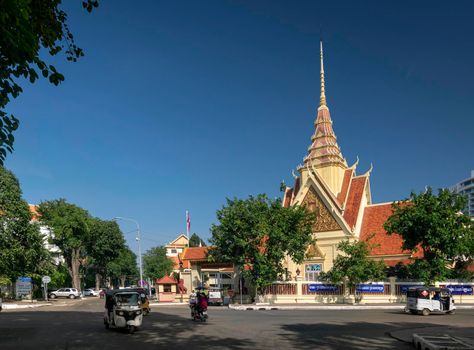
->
[390,326,474,347]
[2,302,52,310]
[229,303,474,311]
[2,297,87,310]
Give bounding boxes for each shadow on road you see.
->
[0,309,254,350]
[279,320,474,350]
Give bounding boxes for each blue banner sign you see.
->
[308,284,338,292]
[446,285,473,295]
[356,284,385,293]
[18,277,32,282]
[399,285,421,294]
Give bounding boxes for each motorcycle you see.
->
[190,303,208,322]
[189,293,208,322]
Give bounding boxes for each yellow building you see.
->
[282,41,416,282]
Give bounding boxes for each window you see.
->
[163,284,172,293]
[305,263,322,281]
[171,249,177,254]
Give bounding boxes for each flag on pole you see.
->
[186,210,190,240]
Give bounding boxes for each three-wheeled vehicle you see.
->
[132,288,151,315]
[406,287,456,316]
[104,289,144,333]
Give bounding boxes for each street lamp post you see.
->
[114,216,143,288]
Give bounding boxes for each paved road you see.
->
[1,298,473,349]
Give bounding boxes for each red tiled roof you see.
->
[156,276,177,284]
[181,247,210,261]
[283,188,293,208]
[168,256,180,270]
[337,169,353,206]
[343,176,366,229]
[360,203,411,256]
[293,177,301,199]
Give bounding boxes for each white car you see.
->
[83,288,100,297]
[49,288,80,299]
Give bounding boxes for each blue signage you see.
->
[308,284,338,292]
[18,277,32,283]
[399,285,421,294]
[446,285,473,295]
[356,284,385,293]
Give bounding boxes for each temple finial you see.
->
[319,39,327,108]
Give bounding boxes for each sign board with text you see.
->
[16,277,32,299]
[446,285,473,295]
[356,284,385,293]
[308,284,338,293]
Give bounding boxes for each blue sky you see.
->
[5,0,474,252]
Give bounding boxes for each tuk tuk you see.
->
[130,288,150,315]
[406,287,456,316]
[104,289,144,333]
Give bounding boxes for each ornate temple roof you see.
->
[304,41,347,168]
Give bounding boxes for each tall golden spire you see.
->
[304,40,346,169]
[319,40,327,108]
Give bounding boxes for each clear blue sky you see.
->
[5,0,474,252]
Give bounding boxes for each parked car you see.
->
[208,289,223,306]
[83,288,100,297]
[49,288,81,299]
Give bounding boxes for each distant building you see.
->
[29,204,64,265]
[165,234,189,271]
[450,170,474,218]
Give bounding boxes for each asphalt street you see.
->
[1,298,473,349]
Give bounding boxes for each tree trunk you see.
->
[95,273,101,290]
[120,275,126,288]
[71,249,82,291]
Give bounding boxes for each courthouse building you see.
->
[282,42,417,281]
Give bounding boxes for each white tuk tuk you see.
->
[104,290,143,333]
[406,287,456,316]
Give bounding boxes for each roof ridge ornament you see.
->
[319,40,327,109]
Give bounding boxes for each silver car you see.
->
[50,288,80,299]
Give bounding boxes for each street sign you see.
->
[42,276,51,284]
[139,280,148,287]
[16,277,32,299]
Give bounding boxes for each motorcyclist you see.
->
[196,287,208,313]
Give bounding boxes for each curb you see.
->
[149,302,188,306]
[228,304,474,311]
[2,303,52,310]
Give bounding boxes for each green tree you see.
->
[210,194,315,294]
[0,0,98,163]
[143,246,174,280]
[189,233,206,247]
[87,218,125,289]
[0,166,49,282]
[384,187,474,285]
[107,247,138,288]
[320,239,386,292]
[37,199,90,290]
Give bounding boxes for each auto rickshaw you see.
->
[104,289,143,333]
[406,287,456,316]
[127,288,150,315]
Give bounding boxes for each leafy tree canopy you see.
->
[209,194,315,293]
[0,0,98,163]
[320,239,386,289]
[143,246,174,280]
[384,187,474,284]
[107,246,138,287]
[87,218,125,274]
[0,166,48,281]
[37,199,90,289]
[189,233,206,247]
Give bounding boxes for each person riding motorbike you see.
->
[190,287,208,321]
